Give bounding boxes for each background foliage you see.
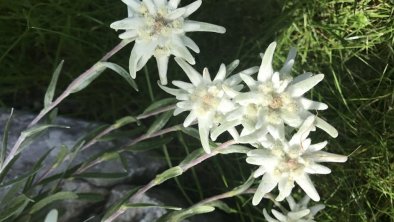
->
[0,0,393,221]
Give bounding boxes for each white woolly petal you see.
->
[280,111,303,128]
[159,84,183,96]
[171,38,196,65]
[253,166,266,178]
[174,107,186,116]
[142,0,156,14]
[119,30,138,39]
[214,64,227,81]
[156,56,170,85]
[226,60,240,75]
[153,0,165,7]
[198,118,212,153]
[137,53,153,71]
[168,0,181,8]
[218,99,235,113]
[184,111,197,127]
[110,17,143,30]
[309,204,325,216]
[227,128,239,140]
[180,35,200,53]
[222,84,240,98]
[288,209,311,220]
[253,173,279,205]
[182,0,202,17]
[263,209,278,222]
[175,58,202,85]
[295,174,320,201]
[240,73,257,88]
[304,163,332,174]
[289,115,316,145]
[235,92,259,104]
[300,98,328,110]
[183,20,226,33]
[280,47,297,76]
[202,68,211,82]
[286,196,296,210]
[177,101,193,109]
[172,80,194,91]
[258,42,276,82]
[268,124,285,140]
[287,74,324,97]
[292,72,313,84]
[306,151,348,163]
[307,141,328,152]
[121,0,141,12]
[276,177,295,201]
[272,209,287,221]
[166,8,186,20]
[315,117,338,138]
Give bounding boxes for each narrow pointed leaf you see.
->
[45,60,64,108]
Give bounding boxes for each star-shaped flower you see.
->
[212,42,337,142]
[263,196,325,222]
[246,116,347,205]
[160,58,258,153]
[110,0,226,85]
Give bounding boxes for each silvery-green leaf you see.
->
[100,62,139,91]
[45,60,64,108]
[30,192,78,214]
[0,194,32,222]
[147,111,174,135]
[143,98,177,114]
[154,166,183,185]
[218,145,251,155]
[70,63,107,94]
[0,109,13,166]
[113,116,138,129]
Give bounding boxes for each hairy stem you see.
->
[103,140,236,222]
[0,40,129,174]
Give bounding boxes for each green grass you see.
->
[0,0,393,221]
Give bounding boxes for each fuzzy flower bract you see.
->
[160,58,258,153]
[110,0,226,85]
[264,196,325,222]
[246,116,347,205]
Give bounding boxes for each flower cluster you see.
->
[263,196,325,222]
[246,115,347,205]
[161,42,347,211]
[160,58,258,153]
[112,2,348,219]
[111,0,225,85]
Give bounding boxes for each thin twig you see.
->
[103,140,236,222]
[0,40,129,174]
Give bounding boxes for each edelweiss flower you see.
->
[212,42,337,142]
[263,196,325,222]
[110,0,226,85]
[246,116,347,205]
[160,58,258,153]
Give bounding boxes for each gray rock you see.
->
[58,180,108,222]
[0,109,166,187]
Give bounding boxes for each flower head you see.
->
[111,0,226,85]
[263,196,325,222]
[214,42,337,142]
[246,116,347,205]
[160,58,258,153]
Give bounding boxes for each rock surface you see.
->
[0,109,227,222]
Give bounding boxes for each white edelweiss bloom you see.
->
[263,195,325,222]
[110,0,226,85]
[219,42,337,142]
[246,116,347,205]
[159,58,258,153]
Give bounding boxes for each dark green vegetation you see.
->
[0,0,393,221]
